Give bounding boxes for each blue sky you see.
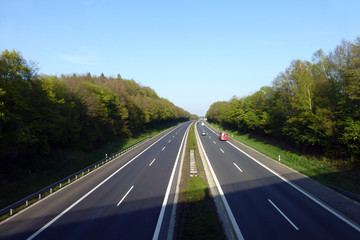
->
[1,0,359,116]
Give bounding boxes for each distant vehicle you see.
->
[201,131,206,136]
[201,122,205,126]
[219,132,228,141]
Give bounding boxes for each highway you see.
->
[196,121,360,240]
[0,121,192,240]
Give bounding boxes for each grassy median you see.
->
[179,123,225,240]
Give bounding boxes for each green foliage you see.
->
[0,50,33,83]
[341,118,360,157]
[0,88,5,120]
[206,37,360,162]
[0,49,192,178]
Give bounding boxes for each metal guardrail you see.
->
[0,137,152,219]
[326,185,360,202]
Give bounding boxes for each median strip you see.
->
[178,122,226,239]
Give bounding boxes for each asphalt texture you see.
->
[197,122,360,240]
[0,122,192,240]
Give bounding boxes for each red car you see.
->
[219,132,228,141]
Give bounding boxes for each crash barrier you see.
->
[326,185,360,202]
[0,137,151,220]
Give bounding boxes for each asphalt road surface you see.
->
[196,121,360,240]
[0,122,192,240]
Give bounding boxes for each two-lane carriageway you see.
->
[0,121,192,240]
[196,122,360,240]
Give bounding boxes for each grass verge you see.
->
[179,123,225,240]
[207,122,360,196]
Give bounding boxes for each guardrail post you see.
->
[26,200,28,207]
[76,175,78,180]
[88,169,90,173]
[82,172,84,176]
[68,179,70,184]
[50,188,52,194]
[39,194,41,200]
[10,209,12,216]
[278,155,281,162]
[60,183,62,188]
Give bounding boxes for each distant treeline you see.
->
[0,50,194,172]
[206,37,360,162]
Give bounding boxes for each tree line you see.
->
[206,37,360,162]
[0,50,194,174]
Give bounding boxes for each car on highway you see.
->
[201,131,207,136]
[219,132,228,141]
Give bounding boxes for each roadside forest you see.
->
[0,50,193,180]
[206,37,360,165]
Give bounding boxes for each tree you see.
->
[206,37,360,161]
[0,49,192,177]
[0,50,37,161]
[205,101,230,125]
[0,50,33,83]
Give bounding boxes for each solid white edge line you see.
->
[225,140,360,233]
[149,158,156,166]
[166,124,189,240]
[26,126,179,240]
[197,126,244,240]
[152,123,190,240]
[233,163,243,173]
[268,199,299,230]
[117,186,134,207]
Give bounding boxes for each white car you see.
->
[201,131,206,136]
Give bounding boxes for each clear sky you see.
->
[1,0,359,116]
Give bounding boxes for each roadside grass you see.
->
[207,122,360,196]
[180,123,225,240]
[0,123,174,211]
